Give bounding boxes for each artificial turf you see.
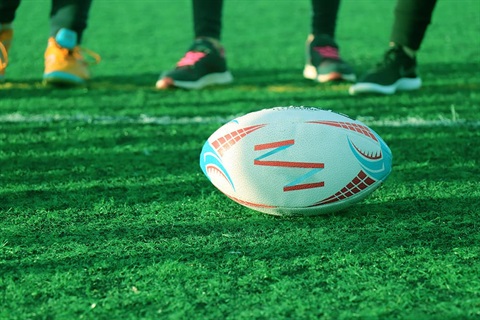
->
[1,0,479,319]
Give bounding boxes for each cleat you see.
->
[156,38,233,90]
[0,26,13,82]
[303,34,356,83]
[349,45,421,95]
[43,28,100,86]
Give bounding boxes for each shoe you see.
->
[349,45,421,95]
[43,28,100,86]
[303,34,356,83]
[0,26,13,82]
[156,38,233,90]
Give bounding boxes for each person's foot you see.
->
[0,25,13,82]
[349,45,421,95]
[303,34,356,83]
[43,28,100,86]
[156,38,233,90]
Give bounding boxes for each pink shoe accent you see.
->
[177,51,206,67]
[314,46,339,59]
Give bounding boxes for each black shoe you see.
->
[303,34,356,83]
[349,45,421,95]
[156,38,233,90]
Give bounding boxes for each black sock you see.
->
[193,0,223,40]
[311,0,341,40]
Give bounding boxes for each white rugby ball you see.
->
[200,107,392,216]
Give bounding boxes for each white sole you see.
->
[303,64,356,83]
[349,77,422,95]
[172,71,233,90]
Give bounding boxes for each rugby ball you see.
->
[199,107,392,216]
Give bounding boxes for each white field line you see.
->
[0,113,232,125]
[0,112,479,128]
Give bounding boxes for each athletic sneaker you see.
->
[0,26,13,82]
[349,45,421,95]
[303,34,356,83]
[43,28,100,86]
[156,38,233,90]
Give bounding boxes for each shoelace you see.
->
[177,51,206,67]
[54,42,101,65]
[0,41,7,69]
[378,46,403,68]
[314,46,339,59]
[76,47,101,65]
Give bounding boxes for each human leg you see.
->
[304,0,355,83]
[349,0,438,95]
[44,0,100,85]
[193,0,223,41]
[390,0,438,52]
[156,0,232,90]
[49,0,93,43]
[0,0,21,24]
[0,0,20,81]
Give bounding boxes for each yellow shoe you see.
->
[43,28,100,86]
[0,26,13,82]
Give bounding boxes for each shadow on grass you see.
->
[2,118,479,212]
[0,75,157,100]
[2,62,479,103]
[2,193,478,276]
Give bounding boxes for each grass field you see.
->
[1,0,480,319]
